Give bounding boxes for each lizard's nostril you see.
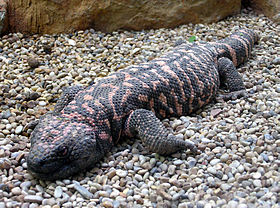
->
[31,157,45,166]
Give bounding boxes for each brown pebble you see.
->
[15,152,25,163]
[198,144,206,151]
[27,57,40,69]
[156,189,172,200]
[0,158,11,169]
[256,139,264,146]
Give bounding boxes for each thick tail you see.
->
[215,29,259,66]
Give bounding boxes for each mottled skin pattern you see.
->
[27,29,258,180]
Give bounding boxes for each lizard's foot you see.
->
[167,134,198,155]
[183,139,198,154]
[217,89,248,101]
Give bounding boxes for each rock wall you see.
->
[248,0,280,23]
[5,0,241,34]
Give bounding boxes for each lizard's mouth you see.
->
[27,156,91,180]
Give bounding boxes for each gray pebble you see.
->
[73,182,93,199]
[42,198,57,206]
[54,186,63,198]
[116,169,128,177]
[24,195,43,203]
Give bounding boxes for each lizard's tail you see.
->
[215,29,259,66]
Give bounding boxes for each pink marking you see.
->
[71,100,76,104]
[231,35,249,59]
[84,94,93,100]
[107,86,124,121]
[99,131,110,141]
[123,112,133,137]
[188,53,212,94]
[149,98,155,111]
[49,119,59,126]
[223,43,237,66]
[129,67,139,72]
[123,72,132,80]
[107,74,118,79]
[171,89,182,115]
[50,129,60,135]
[62,126,72,136]
[197,97,205,108]
[138,94,148,102]
[103,119,111,129]
[155,58,170,62]
[52,135,63,143]
[141,64,150,69]
[123,82,134,88]
[130,77,150,89]
[121,89,132,104]
[88,118,96,127]
[174,60,195,112]
[239,29,255,42]
[159,93,167,105]
[188,60,205,95]
[141,73,151,78]
[150,69,169,85]
[161,63,186,101]
[82,103,95,114]
[63,112,85,121]
[151,80,160,91]
[156,61,167,66]
[178,49,189,53]
[70,105,78,110]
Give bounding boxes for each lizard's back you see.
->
[68,43,220,126]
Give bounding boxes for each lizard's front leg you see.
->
[53,85,85,114]
[124,109,197,155]
[217,57,248,100]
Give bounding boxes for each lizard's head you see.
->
[27,114,105,180]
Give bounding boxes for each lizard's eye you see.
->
[57,146,68,157]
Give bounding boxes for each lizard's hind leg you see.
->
[217,57,248,100]
[124,109,197,155]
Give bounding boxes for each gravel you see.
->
[0,8,279,208]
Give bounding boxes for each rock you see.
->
[42,198,56,206]
[0,0,8,35]
[6,0,241,34]
[220,153,230,162]
[11,187,21,195]
[116,169,128,177]
[24,195,43,203]
[27,57,40,69]
[0,158,11,169]
[247,0,280,23]
[210,108,223,117]
[272,57,280,65]
[15,125,23,134]
[54,186,63,198]
[73,181,93,199]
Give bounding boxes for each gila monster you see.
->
[27,29,259,180]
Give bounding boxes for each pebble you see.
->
[73,182,93,199]
[0,9,279,208]
[11,187,21,195]
[54,186,63,198]
[42,198,56,206]
[116,169,128,177]
[24,195,43,203]
[27,57,40,68]
[220,153,230,162]
[15,125,23,134]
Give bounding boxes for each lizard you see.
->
[27,29,259,180]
